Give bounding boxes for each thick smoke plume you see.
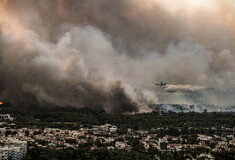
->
[0,0,235,112]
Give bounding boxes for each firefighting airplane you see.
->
[155,82,204,92]
[155,81,167,87]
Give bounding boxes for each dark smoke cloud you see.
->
[5,0,235,55]
[1,0,235,112]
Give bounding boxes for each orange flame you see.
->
[0,101,3,105]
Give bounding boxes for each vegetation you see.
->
[23,147,155,160]
[1,106,235,134]
[23,146,235,160]
[2,106,235,159]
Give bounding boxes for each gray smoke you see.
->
[1,0,235,112]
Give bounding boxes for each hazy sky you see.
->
[0,0,235,112]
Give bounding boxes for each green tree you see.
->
[5,130,12,136]
[25,130,30,136]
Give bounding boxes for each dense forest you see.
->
[1,105,235,133]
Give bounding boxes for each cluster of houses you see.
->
[0,138,27,160]
[0,114,14,121]
[1,118,235,159]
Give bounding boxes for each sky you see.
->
[0,0,235,112]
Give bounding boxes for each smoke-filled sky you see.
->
[0,0,235,113]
